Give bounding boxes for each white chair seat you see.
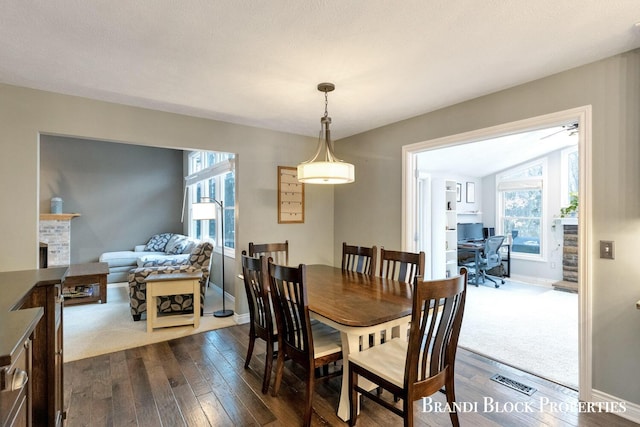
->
[311,322,342,358]
[348,338,408,388]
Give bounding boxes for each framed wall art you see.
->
[466,182,475,203]
[278,166,305,223]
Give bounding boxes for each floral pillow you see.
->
[144,233,174,252]
[165,234,191,255]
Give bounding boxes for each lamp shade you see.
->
[297,161,355,184]
[192,201,217,220]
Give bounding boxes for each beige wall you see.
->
[0,83,335,313]
[335,50,640,404]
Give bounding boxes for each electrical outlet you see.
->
[600,241,615,259]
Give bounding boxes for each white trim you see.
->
[234,312,250,325]
[401,105,593,402]
[591,389,640,424]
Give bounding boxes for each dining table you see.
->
[304,264,414,421]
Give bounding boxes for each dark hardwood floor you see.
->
[64,324,636,426]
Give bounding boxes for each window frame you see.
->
[496,158,547,261]
[186,151,236,258]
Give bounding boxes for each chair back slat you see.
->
[406,269,467,388]
[341,242,377,276]
[249,240,289,266]
[241,252,273,336]
[379,248,425,284]
[269,262,313,365]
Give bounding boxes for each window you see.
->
[561,145,579,208]
[186,151,235,256]
[497,159,546,258]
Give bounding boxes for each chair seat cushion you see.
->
[311,322,342,358]
[348,338,408,388]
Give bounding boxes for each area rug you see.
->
[63,282,237,362]
[458,279,578,389]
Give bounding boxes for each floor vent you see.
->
[490,374,537,396]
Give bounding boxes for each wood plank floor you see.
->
[63,323,636,426]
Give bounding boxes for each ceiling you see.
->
[417,125,579,177]
[1,1,639,140]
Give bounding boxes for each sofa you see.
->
[128,241,213,321]
[99,233,200,283]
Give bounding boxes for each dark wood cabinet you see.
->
[0,268,66,427]
[0,338,32,427]
[20,282,64,427]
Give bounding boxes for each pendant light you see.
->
[297,82,355,184]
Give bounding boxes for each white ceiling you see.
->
[1,1,639,139]
[417,125,579,177]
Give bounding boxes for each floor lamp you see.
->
[192,197,233,318]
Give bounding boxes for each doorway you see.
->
[401,106,592,400]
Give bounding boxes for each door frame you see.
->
[401,105,592,400]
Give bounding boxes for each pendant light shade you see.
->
[297,83,355,184]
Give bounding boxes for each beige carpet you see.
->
[458,279,578,389]
[63,282,237,362]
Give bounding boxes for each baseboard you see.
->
[591,389,640,424]
[508,274,556,288]
[234,312,250,324]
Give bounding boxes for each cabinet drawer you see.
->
[0,340,30,427]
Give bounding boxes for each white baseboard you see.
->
[508,274,556,288]
[234,312,250,324]
[591,389,640,424]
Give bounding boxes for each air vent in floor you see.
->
[490,374,537,396]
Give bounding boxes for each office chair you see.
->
[462,235,505,288]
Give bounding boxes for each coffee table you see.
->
[62,262,109,305]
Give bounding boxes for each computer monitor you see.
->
[457,223,484,242]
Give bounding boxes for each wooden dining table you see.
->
[304,264,414,421]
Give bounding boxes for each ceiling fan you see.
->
[540,123,579,140]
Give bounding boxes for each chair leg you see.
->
[271,349,286,397]
[262,340,274,394]
[349,366,358,426]
[403,397,413,427]
[445,374,460,427]
[244,331,255,369]
[304,368,315,427]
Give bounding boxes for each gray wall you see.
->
[40,135,184,264]
[334,50,640,404]
[0,82,334,316]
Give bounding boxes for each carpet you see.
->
[63,282,237,362]
[458,279,578,389]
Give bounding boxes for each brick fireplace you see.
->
[39,213,80,267]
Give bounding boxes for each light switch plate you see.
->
[600,240,615,259]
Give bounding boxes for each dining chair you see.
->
[379,248,425,284]
[268,261,343,427]
[341,242,378,277]
[241,252,277,394]
[348,268,468,427]
[249,240,289,265]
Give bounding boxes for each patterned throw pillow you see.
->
[144,233,173,252]
[165,234,190,255]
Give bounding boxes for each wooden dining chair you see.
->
[348,268,468,427]
[342,242,378,277]
[268,261,343,427]
[249,240,289,265]
[379,248,425,284]
[241,252,278,394]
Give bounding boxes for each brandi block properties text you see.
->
[422,397,626,415]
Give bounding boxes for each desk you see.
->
[305,265,413,421]
[458,243,484,286]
